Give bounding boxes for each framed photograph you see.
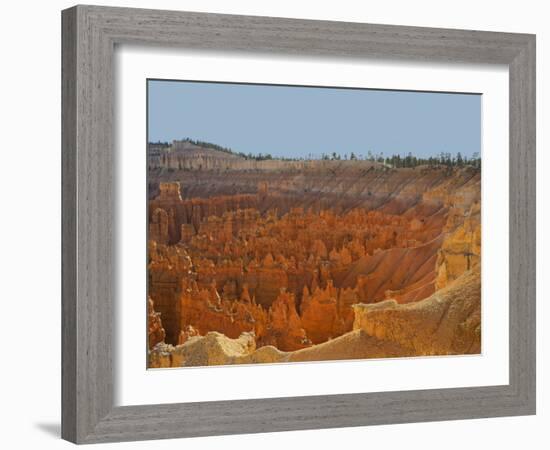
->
[62,5,536,444]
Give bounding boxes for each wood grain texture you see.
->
[61,4,536,444]
[61,6,77,443]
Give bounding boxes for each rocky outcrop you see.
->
[266,289,310,351]
[353,265,481,355]
[148,242,193,343]
[156,181,183,202]
[149,265,480,367]
[148,328,413,368]
[300,280,347,344]
[148,208,170,245]
[178,277,269,344]
[147,298,165,350]
[178,325,199,345]
[436,202,481,290]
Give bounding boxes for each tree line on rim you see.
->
[149,138,481,168]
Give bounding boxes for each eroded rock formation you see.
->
[353,265,481,355]
[147,152,481,366]
[149,265,481,367]
[147,297,165,350]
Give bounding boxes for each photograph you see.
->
[146,80,482,368]
[1,1,543,447]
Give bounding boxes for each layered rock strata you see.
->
[147,156,481,364]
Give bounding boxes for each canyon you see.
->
[147,144,481,367]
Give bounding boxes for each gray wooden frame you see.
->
[62,4,536,444]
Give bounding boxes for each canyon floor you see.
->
[146,147,481,368]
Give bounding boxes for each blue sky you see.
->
[148,79,481,159]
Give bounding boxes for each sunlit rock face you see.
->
[352,264,481,355]
[147,156,481,366]
[436,202,481,290]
